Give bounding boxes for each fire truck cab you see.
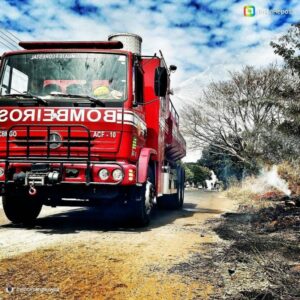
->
[0,33,186,226]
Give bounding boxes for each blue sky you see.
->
[0,0,299,160]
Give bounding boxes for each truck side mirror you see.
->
[170,65,177,72]
[154,67,168,97]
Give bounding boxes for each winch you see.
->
[13,170,61,186]
[25,171,61,186]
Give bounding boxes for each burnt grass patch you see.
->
[169,203,300,299]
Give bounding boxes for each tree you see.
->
[270,23,300,76]
[183,163,210,185]
[181,65,299,166]
[270,23,300,141]
[192,165,210,185]
[183,164,194,183]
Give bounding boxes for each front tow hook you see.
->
[29,183,37,196]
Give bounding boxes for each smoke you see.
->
[244,166,291,196]
[206,170,218,190]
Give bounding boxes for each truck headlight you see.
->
[99,169,109,180]
[0,168,4,177]
[112,169,123,181]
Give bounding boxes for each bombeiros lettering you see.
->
[0,109,117,123]
[103,110,116,122]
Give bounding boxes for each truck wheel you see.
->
[2,193,43,225]
[178,167,185,208]
[130,167,155,227]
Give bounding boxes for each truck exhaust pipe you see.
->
[108,33,142,55]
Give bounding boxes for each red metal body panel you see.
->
[140,57,186,192]
[141,57,165,193]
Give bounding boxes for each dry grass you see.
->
[224,166,298,211]
[224,178,267,212]
[278,161,300,195]
[225,185,256,202]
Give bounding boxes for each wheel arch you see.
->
[137,148,157,184]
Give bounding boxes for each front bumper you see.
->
[0,160,137,189]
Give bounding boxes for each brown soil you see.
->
[0,244,205,300]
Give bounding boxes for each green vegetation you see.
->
[183,163,210,186]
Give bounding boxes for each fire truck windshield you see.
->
[0,53,127,103]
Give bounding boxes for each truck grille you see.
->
[13,136,91,147]
[6,125,92,161]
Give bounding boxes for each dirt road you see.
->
[0,190,235,299]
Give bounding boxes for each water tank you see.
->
[108,33,142,55]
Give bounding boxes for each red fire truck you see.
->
[0,33,186,226]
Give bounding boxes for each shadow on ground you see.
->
[0,191,227,234]
[0,201,220,234]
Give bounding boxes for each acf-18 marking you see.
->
[93,131,117,138]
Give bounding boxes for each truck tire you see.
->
[2,193,43,225]
[130,167,155,227]
[178,167,185,208]
[157,166,185,209]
